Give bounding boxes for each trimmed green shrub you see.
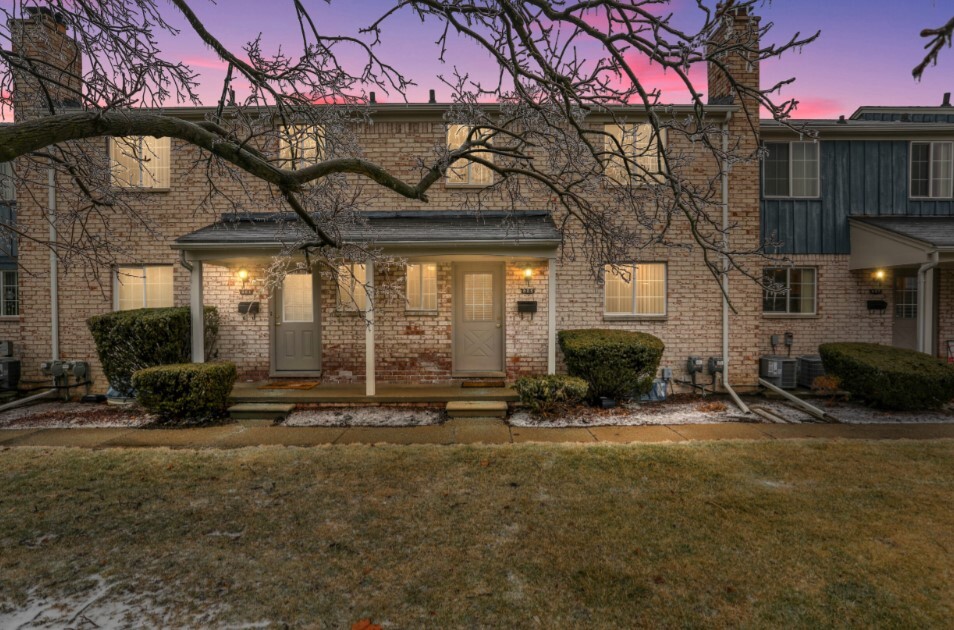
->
[514,374,589,415]
[819,342,954,410]
[558,329,664,404]
[132,362,237,421]
[87,306,219,396]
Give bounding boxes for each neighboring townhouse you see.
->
[760,106,954,362]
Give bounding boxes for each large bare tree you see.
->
[0,0,817,295]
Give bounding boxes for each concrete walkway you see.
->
[1,419,954,448]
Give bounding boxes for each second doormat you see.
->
[258,381,319,390]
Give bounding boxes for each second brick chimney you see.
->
[9,7,83,120]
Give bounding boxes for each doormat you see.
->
[461,379,506,388]
[258,381,320,390]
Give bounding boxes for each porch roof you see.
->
[848,216,954,270]
[174,210,562,255]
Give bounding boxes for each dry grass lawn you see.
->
[1,440,953,628]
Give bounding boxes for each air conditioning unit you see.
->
[760,355,797,389]
[0,341,12,357]
[797,355,826,389]
[0,358,21,391]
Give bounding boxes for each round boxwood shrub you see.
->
[818,342,954,410]
[558,329,664,404]
[514,374,589,416]
[87,306,219,396]
[132,362,237,422]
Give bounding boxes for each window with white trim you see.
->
[0,270,17,316]
[110,137,171,189]
[763,267,816,315]
[763,141,819,198]
[279,125,324,169]
[406,263,437,311]
[604,263,666,316]
[114,265,174,310]
[911,141,953,198]
[604,123,667,184]
[446,124,493,186]
[0,161,14,202]
[337,263,367,311]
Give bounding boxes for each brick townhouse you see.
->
[0,8,951,399]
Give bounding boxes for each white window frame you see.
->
[0,270,17,317]
[446,124,494,187]
[109,136,171,190]
[336,263,367,312]
[0,161,14,202]
[405,262,438,312]
[113,264,175,311]
[762,141,820,199]
[279,124,325,169]
[603,123,668,185]
[603,262,667,318]
[909,141,954,199]
[762,267,818,316]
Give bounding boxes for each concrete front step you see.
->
[446,400,509,419]
[228,403,296,422]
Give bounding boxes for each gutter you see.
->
[917,250,940,354]
[720,113,749,414]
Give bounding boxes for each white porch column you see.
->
[547,257,557,375]
[918,256,939,355]
[190,260,205,363]
[365,259,376,396]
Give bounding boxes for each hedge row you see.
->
[132,362,237,422]
[558,328,664,404]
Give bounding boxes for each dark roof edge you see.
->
[219,210,552,223]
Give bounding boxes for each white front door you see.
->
[273,272,321,372]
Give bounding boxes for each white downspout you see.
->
[48,167,59,361]
[917,250,940,355]
[720,114,749,414]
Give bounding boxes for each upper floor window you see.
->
[604,262,667,317]
[406,262,437,311]
[604,123,666,184]
[337,263,367,311]
[114,265,174,310]
[763,141,819,198]
[279,125,324,169]
[0,270,17,317]
[110,137,171,189]
[0,162,14,202]
[763,267,816,315]
[911,141,953,199]
[446,124,493,186]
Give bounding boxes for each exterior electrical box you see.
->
[760,355,797,389]
[797,355,826,389]
[707,357,724,374]
[686,356,704,374]
[0,341,12,357]
[0,358,21,391]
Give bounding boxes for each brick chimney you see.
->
[9,7,83,120]
[706,4,761,113]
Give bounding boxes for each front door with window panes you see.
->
[273,272,321,373]
[453,263,504,374]
[892,271,918,350]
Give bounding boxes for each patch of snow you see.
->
[284,406,443,427]
[0,402,155,430]
[508,398,753,427]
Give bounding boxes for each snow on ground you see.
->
[0,402,155,429]
[508,397,753,428]
[284,406,443,427]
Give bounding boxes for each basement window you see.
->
[911,141,953,199]
[0,270,17,316]
[604,263,666,317]
[762,141,819,198]
[110,137,171,189]
[114,265,174,310]
[763,267,816,315]
[406,263,437,312]
[337,263,367,312]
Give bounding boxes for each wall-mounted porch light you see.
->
[521,266,536,295]
[237,268,254,296]
[870,269,886,296]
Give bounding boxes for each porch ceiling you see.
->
[173,210,562,261]
[848,216,954,270]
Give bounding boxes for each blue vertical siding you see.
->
[760,140,954,254]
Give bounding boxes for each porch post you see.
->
[918,261,938,355]
[548,257,557,375]
[365,259,376,396]
[190,260,205,363]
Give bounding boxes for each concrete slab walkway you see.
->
[1,420,954,449]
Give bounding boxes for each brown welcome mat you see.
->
[461,379,506,388]
[258,381,320,390]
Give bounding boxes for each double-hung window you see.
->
[763,141,819,198]
[604,263,667,317]
[279,125,324,169]
[763,267,816,315]
[446,124,493,186]
[337,263,367,311]
[0,271,17,317]
[910,141,953,198]
[110,137,171,189]
[604,123,666,184]
[406,263,437,311]
[114,265,174,310]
